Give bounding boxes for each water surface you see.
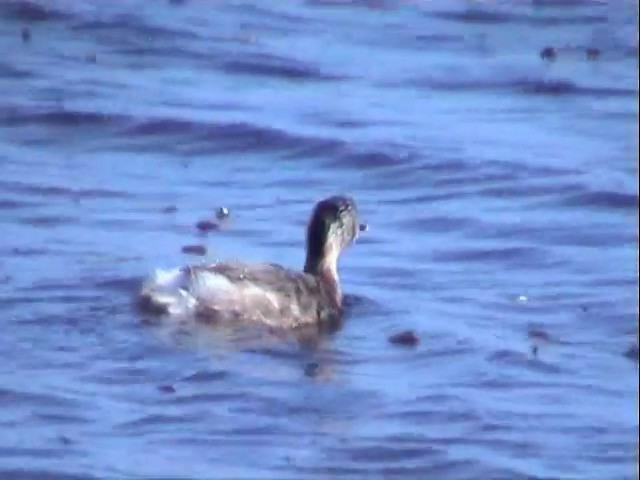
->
[0,1,637,479]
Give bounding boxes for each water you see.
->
[0,1,637,479]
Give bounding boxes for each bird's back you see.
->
[139,261,341,328]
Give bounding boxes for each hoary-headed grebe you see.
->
[138,195,360,328]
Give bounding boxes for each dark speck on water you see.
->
[57,435,73,446]
[195,219,219,232]
[157,384,176,393]
[586,47,601,60]
[388,330,420,347]
[21,26,31,43]
[540,46,557,60]
[181,244,207,256]
[0,0,636,479]
[161,205,178,214]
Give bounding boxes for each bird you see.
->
[138,195,360,329]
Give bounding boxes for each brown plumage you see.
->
[139,195,360,329]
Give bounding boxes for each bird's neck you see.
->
[304,251,342,308]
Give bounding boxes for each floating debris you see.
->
[161,205,178,214]
[181,244,207,256]
[21,27,31,43]
[157,384,176,393]
[540,46,557,61]
[586,47,600,60]
[359,223,369,232]
[216,207,230,220]
[195,220,218,232]
[388,330,420,347]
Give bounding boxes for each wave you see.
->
[0,0,70,22]
[0,179,133,200]
[0,105,346,158]
[70,15,201,41]
[0,469,98,480]
[125,117,344,156]
[0,62,32,79]
[0,107,123,128]
[408,77,637,97]
[560,190,638,211]
[429,7,607,26]
[431,246,548,265]
[222,52,344,81]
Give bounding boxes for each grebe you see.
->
[138,195,360,328]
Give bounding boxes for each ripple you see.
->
[0,180,133,200]
[486,349,564,374]
[124,118,207,136]
[429,7,516,24]
[329,149,409,170]
[222,52,343,81]
[6,246,50,256]
[432,246,548,265]
[531,0,607,6]
[407,77,637,98]
[117,413,199,431]
[0,470,97,480]
[429,8,607,26]
[70,15,201,41]
[0,62,32,79]
[560,190,638,211]
[123,117,341,156]
[0,1,70,22]
[413,33,465,46]
[181,369,230,383]
[289,458,495,479]
[16,215,78,227]
[226,2,316,26]
[330,443,441,463]
[385,408,480,424]
[519,80,635,97]
[0,198,42,210]
[477,182,584,200]
[0,387,83,409]
[0,107,123,128]
[169,391,248,406]
[93,276,142,293]
[32,412,91,425]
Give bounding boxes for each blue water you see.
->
[0,1,637,479]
